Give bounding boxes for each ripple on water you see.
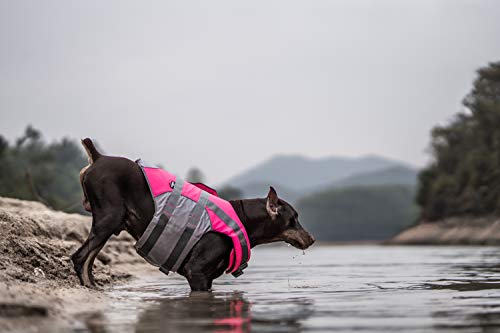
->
[70,245,500,332]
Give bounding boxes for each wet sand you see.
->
[0,197,151,332]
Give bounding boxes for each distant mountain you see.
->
[328,165,418,189]
[231,182,301,203]
[297,185,418,241]
[222,154,416,196]
[230,165,417,203]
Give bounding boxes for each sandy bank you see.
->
[0,196,152,332]
[390,216,500,245]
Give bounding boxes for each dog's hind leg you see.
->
[71,182,125,288]
[71,211,124,287]
[75,216,124,287]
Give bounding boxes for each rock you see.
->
[389,216,500,245]
[33,268,45,278]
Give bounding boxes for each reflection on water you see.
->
[133,291,311,333]
[136,292,252,333]
[78,246,500,332]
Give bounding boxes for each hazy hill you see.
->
[223,155,417,204]
[328,165,418,189]
[297,185,418,241]
[229,182,301,203]
[223,154,414,194]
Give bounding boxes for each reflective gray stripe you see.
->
[161,191,210,272]
[205,201,249,270]
[190,191,209,228]
[164,178,185,217]
[136,177,185,256]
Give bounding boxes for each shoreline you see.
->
[0,263,156,332]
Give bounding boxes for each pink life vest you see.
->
[135,160,251,277]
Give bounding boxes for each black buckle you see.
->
[231,262,248,278]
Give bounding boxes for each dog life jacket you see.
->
[135,159,251,277]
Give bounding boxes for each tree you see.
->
[0,126,87,213]
[417,61,500,221]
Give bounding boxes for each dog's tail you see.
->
[81,138,102,164]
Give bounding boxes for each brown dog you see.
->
[71,139,315,291]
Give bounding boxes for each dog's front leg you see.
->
[178,234,231,291]
[187,272,213,292]
[183,258,228,291]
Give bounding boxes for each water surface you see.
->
[92,245,500,332]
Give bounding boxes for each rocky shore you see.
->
[0,196,152,332]
[390,216,500,245]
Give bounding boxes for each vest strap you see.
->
[205,201,250,273]
[137,214,169,257]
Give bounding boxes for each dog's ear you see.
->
[266,186,280,219]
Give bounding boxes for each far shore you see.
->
[388,216,500,246]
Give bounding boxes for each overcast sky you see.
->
[1,0,499,183]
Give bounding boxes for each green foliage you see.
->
[297,185,418,241]
[417,61,500,221]
[0,126,87,213]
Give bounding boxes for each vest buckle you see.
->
[231,262,248,278]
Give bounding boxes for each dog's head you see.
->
[257,187,315,250]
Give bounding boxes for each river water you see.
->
[85,245,500,332]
